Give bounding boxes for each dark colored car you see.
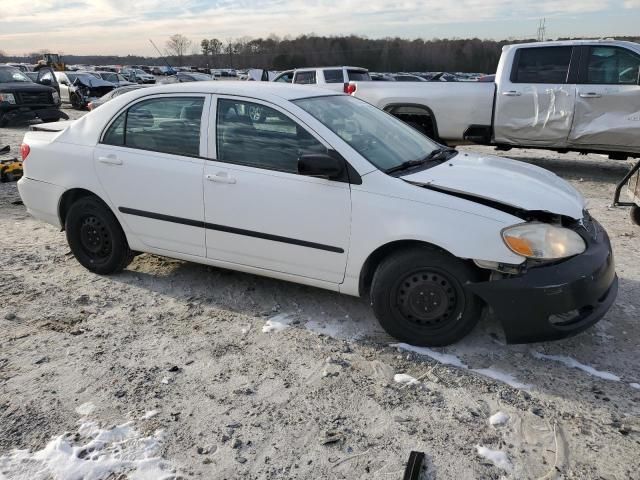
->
[81,71,136,87]
[87,84,149,110]
[0,66,67,126]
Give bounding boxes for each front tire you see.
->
[65,196,133,274]
[370,247,483,346]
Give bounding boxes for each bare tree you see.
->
[166,34,192,65]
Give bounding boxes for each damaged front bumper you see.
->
[468,218,617,344]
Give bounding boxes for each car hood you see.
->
[0,82,55,93]
[401,152,585,219]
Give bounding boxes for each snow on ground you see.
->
[74,402,95,417]
[630,383,640,390]
[393,373,419,386]
[0,420,177,480]
[531,351,621,381]
[489,412,510,426]
[475,445,512,472]
[390,343,469,368]
[472,368,531,390]
[140,410,159,420]
[261,313,294,333]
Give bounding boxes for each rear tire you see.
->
[370,246,483,346]
[65,196,133,274]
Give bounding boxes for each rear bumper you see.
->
[17,176,64,228]
[468,219,617,344]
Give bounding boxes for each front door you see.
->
[494,45,577,146]
[94,94,210,257]
[203,97,351,283]
[569,45,640,151]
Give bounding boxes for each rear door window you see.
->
[294,71,316,85]
[102,97,204,157]
[323,69,344,83]
[584,46,640,85]
[511,46,573,84]
[346,69,371,81]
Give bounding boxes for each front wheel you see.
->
[65,196,133,274]
[370,247,483,346]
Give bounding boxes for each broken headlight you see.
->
[0,93,16,104]
[502,222,586,260]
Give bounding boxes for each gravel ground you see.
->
[0,109,639,479]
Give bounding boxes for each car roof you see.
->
[295,66,367,72]
[505,39,640,53]
[115,81,339,101]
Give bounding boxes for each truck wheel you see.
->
[631,206,640,226]
[370,246,483,346]
[70,93,83,109]
[65,196,133,274]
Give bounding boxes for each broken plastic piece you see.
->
[403,451,425,480]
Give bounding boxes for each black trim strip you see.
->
[118,207,345,254]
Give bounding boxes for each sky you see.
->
[1,0,639,56]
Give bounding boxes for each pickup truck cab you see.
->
[350,40,640,159]
[273,66,371,92]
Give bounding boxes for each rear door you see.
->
[321,69,346,92]
[494,45,577,146]
[569,45,640,151]
[94,94,210,257]
[293,70,316,86]
[202,96,352,283]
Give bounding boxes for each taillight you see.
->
[20,143,30,161]
[345,83,356,95]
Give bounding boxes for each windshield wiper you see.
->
[385,147,457,174]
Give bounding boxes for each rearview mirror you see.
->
[298,153,345,180]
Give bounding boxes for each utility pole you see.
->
[537,18,547,42]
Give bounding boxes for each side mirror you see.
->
[298,153,345,180]
[40,78,51,86]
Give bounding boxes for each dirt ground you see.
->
[0,108,639,479]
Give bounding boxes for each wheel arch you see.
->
[382,103,441,142]
[58,187,106,230]
[358,239,476,297]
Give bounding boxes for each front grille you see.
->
[18,91,52,105]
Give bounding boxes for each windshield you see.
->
[101,73,118,82]
[187,72,212,80]
[294,95,438,172]
[0,68,32,83]
[135,69,147,75]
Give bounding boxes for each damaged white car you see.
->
[17,83,618,346]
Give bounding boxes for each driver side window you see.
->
[586,47,640,85]
[216,98,326,173]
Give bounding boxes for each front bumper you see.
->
[468,219,617,344]
[0,105,68,124]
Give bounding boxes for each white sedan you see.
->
[17,83,618,346]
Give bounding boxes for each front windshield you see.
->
[188,72,211,80]
[135,69,146,75]
[101,73,118,82]
[294,95,438,171]
[0,68,32,83]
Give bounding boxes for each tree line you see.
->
[3,34,639,74]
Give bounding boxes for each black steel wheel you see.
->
[371,246,483,346]
[65,196,133,274]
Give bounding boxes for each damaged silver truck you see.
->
[349,39,640,160]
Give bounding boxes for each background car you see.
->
[121,68,156,84]
[87,84,149,110]
[81,71,136,87]
[53,71,115,109]
[160,72,214,83]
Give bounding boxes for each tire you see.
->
[70,93,83,110]
[65,196,133,274]
[631,205,640,227]
[370,246,483,347]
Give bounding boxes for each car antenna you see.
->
[149,39,174,72]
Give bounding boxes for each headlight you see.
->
[52,91,60,103]
[502,223,586,260]
[0,93,16,104]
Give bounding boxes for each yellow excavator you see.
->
[37,53,65,72]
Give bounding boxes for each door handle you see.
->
[502,90,521,96]
[579,92,602,98]
[206,173,236,184]
[98,155,123,165]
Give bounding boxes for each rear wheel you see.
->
[370,247,483,346]
[65,196,133,274]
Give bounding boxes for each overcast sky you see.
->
[1,0,639,56]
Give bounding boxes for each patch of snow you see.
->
[472,368,531,390]
[262,313,293,333]
[0,421,178,480]
[393,373,419,386]
[390,343,469,368]
[140,410,159,420]
[476,445,512,472]
[630,383,640,390]
[489,411,509,426]
[240,325,250,335]
[531,351,620,381]
[160,377,170,384]
[75,402,95,416]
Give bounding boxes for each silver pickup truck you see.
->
[350,39,640,160]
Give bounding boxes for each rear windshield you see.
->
[347,69,371,81]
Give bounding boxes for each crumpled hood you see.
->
[402,152,585,219]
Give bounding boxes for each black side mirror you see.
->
[40,78,51,86]
[298,152,345,180]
